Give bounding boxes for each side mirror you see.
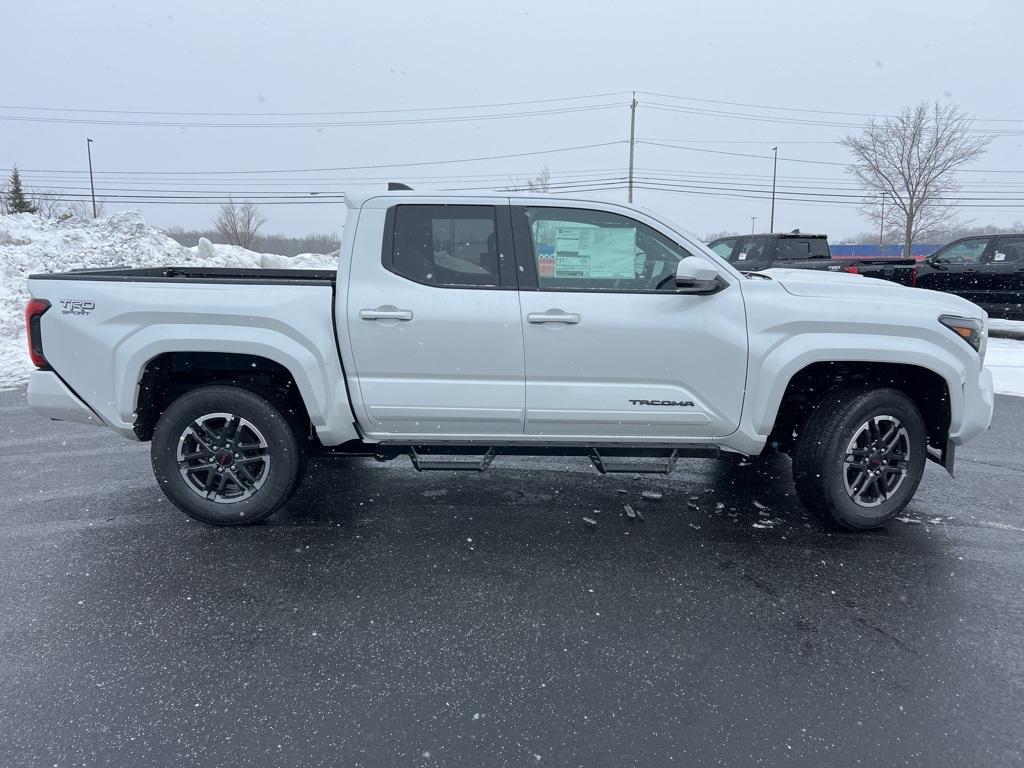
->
[675,256,725,295]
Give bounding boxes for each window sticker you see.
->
[737,252,748,261]
[552,226,637,279]
[994,252,1006,261]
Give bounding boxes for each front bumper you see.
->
[950,365,994,445]
[26,371,102,426]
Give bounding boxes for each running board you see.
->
[589,449,679,475]
[409,447,497,472]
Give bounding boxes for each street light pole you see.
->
[769,146,778,233]
[86,138,97,218]
[750,216,757,234]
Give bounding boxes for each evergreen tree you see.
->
[5,167,37,214]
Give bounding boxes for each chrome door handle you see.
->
[527,311,580,325]
[360,308,413,321]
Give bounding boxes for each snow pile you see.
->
[986,339,1024,397]
[0,211,337,390]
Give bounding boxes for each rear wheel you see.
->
[151,385,305,525]
[793,387,927,530]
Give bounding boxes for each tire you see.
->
[151,385,305,525]
[793,387,927,530]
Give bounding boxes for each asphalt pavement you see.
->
[1,388,1023,768]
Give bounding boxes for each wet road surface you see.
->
[1,388,1023,767]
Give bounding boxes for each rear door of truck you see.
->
[342,197,526,439]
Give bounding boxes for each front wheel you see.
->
[793,387,927,530]
[151,385,305,525]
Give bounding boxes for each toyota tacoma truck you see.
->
[708,231,918,286]
[24,190,994,530]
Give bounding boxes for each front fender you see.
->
[744,332,968,438]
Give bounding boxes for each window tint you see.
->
[524,207,694,292]
[388,205,500,287]
[710,239,736,259]
[991,237,1024,263]
[776,238,828,260]
[729,236,771,264]
[933,238,989,265]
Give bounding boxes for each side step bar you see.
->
[409,447,497,472]
[589,449,679,475]
[332,444,722,474]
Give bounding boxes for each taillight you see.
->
[25,298,51,369]
[911,265,918,286]
[842,265,860,274]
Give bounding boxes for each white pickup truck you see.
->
[24,190,994,530]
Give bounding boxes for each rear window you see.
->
[777,238,830,260]
[386,205,500,287]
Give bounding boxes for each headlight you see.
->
[939,315,987,362]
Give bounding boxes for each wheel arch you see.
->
[133,351,317,442]
[764,359,953,457]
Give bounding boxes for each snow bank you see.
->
[985,339,1024,398]
[0,211,336,390]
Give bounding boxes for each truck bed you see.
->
[29,266,337,285]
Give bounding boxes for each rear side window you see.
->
[776,238,828,260]
[386,205,500,287]
[991,237,1024,263]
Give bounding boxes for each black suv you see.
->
[913,234,1024,319]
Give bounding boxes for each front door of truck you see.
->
[511,204,747,439]
[345,200,525,440]
[917,237,991,302]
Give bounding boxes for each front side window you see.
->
[727,236,770,264]
[933,238,990,265]
[523,207,694,292]
[387,205,500,287]
[710,239,737,259]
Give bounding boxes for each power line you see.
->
[2,141,627,176]
[0,102,624,129]
[0,91,631,117]
[638,90,1024,124]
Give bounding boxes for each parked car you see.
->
[708,232,917,285]
[912,234,1024,319]
[25,190,993,531]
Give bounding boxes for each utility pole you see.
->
[750,216,757,234]
[769,146,778,232]
[86,138,97,218]
[627,92,637,203]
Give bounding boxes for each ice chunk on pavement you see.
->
[583,517,597,527]
[641,490,663,501]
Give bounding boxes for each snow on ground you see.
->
[986,338,1024,397]
[0,211,337,390]
[989,318,1024,338]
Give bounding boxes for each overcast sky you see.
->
[4,0,1023,240]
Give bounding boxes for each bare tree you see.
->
[214,198,266,249]
[503,165,552,193]
[841,102,991,258]
[32,190,106,220]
